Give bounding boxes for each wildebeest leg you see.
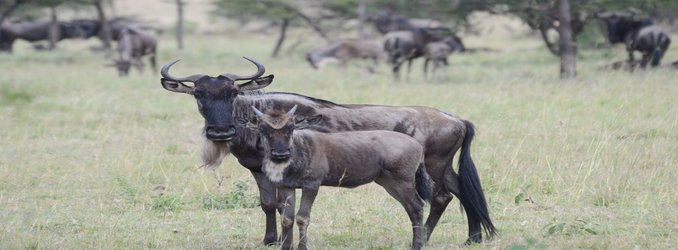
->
[149,53,157,73]
[251,172,280,245]
[376,177,426,250]
[406,58,414,80]
[278,187,296,250]
[640,52,650,69]
[296,187,319,250]
[423,59,430,79]
[425,188,453,241]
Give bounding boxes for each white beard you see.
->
[263,158,291,183]
[201,139,230,169]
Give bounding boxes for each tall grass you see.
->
[0,31,676,249]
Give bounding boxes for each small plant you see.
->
[202,181,259,210]
[0,86,33,106]
[115,177,138,206]
[151,194,182,212]
[544,218,600,236]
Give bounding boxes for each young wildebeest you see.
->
[160,60,496,247]
[598,14,671,69]
[251,105,431,250]
[306,39,385,72]
[110,26,157,76]
[422,36,466,80]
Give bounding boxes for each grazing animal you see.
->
[598,14,671,68]
[306,39,385,72]
[383,27,458,79]
[251,105,432,250]
[0,20,83,52]
[422,36,466,80]
[160,59,496,246]
[111,26,157,76]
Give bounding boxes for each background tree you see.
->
[212,0,330,57]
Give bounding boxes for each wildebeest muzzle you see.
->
[205,125,236,141]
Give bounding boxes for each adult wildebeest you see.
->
[72,17,157,42]
[110,26,157,76]
[306,39,385,72]
[250,105,432,250]
[383,27,458,79]
[598,13,671,69]
[0,20,83,52]
[160,58,496,247]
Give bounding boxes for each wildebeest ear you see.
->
[236,74,274,91]
[161,78,194,94]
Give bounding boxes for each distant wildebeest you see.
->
[598,13,671,69]
[250,105,432,250]
[306,39,385,72]
[160,58,496,246]
[422,36,466,80]
[383,27,459,79]
[110,26,157,76]
[369,11,441,34]
[0,20,84,52]
[72,17,158,42]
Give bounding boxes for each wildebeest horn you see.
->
[251,105,264,117]
[160,59,205,82]
[287,105,298,116]
[221,57,265,81]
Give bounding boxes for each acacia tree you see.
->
[213,0,330,57]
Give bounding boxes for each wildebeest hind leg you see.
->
[376,177,426,249]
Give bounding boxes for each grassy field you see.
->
[0,27,677,250]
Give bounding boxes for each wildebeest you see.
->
[422,36,465,80]
[369,11,441,34]
[0,20,84,52]
[160,59,496,246]
[598,14,671,68]
[383,27,458,79]
[251,105,432,249]
[110,26,157,76]
[306,39,385,72]
[72,17,158,43]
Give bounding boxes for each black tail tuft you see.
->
[415,162,432,202]
[458,121,497,238]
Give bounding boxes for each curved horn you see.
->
[160,59,205,82]
[221,57,265,81]
[251,105,264,117]
[287,105,298,116]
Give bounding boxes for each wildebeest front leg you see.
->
[251,171,280,245]
[296,187,319,250]
[278,187,296,250]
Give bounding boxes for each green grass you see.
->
[0,30,676,249]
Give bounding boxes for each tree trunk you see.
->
[94,0,112,50]
[176,0,184,50]
[558,0,576,79]
[357,0,368,39]
[48,6,59,50]
[271,18,289,58]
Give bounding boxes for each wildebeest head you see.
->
[106,59,137,76]
[597,13,654,44]
[160,57,274,142]
[251,105,298,163]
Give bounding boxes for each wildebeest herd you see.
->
[152,10,675,250]
[0,17,158,76]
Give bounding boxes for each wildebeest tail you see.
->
[415,162,432,202]
[455,120,497,238]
